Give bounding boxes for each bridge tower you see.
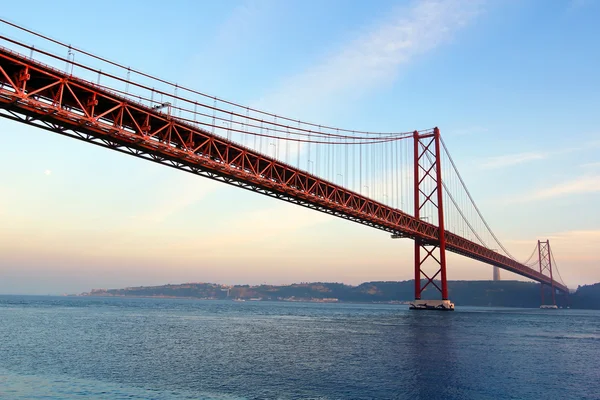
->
[538,240,556,307]
[410,127,454,311]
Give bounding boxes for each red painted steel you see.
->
[413,129,449,300]
[538,240,556,305]
[413,131,422,299]
[434,129,449,300]
[538,241,544,305]
[0,46,568,293]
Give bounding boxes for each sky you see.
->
[0,0,599,294]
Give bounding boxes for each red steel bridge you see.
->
[0,20,568,309]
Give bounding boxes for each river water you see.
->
[0,296,598,399]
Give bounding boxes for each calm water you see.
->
[0,296,599,399]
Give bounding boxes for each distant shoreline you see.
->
[68,280,600,310]
[71,292,412,305]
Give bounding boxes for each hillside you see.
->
[81,280,600,309]
[569,283,600,309]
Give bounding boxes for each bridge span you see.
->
[0,24,568,308]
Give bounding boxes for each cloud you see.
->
[481,152,546,169]
[581,162,600,169]
[254,0,483,115]
[568,0,595,10]
[519,176,600,202]
[129,178,221,224]
[548,229,600,240]
[587,139,600,148]
[480,140,600,170]
[44,169,52,176]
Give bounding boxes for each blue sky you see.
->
[0,0,599,294]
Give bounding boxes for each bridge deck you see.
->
[0,46,567,293]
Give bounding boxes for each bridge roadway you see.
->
[0,46,568,293]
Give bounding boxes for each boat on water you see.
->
[540,304,558,309]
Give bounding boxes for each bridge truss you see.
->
[0,21,569,301]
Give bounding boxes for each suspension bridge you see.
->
[0,20,568,310]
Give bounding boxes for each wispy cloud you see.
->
[481,152,546,169]
[255,0,483,115]
[587,139,600,147]
[548,229,600,241]
[507,230,600,246]
[129,178,220,224]
[480,140,600,169]
[581,162,600,169]
[519,176,600,202]
[568,0,595,11]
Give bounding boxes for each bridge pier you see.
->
[410,128,454,311]
[409,299,455,311]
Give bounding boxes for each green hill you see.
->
[82,280,600,309]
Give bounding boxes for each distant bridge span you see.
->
[0,35,568,304]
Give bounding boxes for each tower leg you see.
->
[409,128,453,311]
[548,243,556,306]
[538,240,557,309]
[538,240,545,305]
[414,239,421,300]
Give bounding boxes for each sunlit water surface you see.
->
[1,296,598,399]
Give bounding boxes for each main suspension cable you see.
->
[440,137,516,260]
[0,17,431,137]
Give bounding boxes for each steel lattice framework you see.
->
[0,46,568,294]
[413,130,449,300]
[538,240,557,305]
